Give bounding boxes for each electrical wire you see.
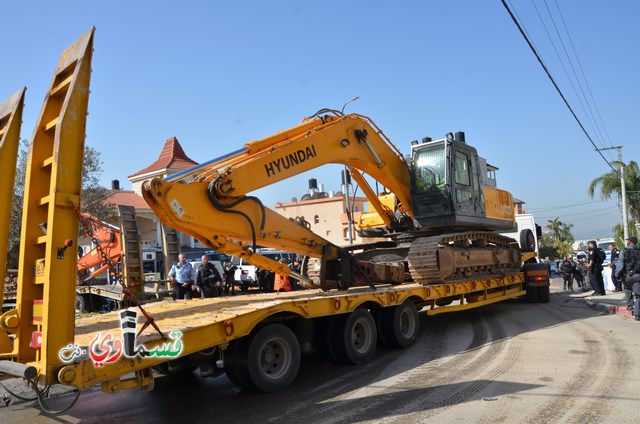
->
[552,0,613,148]
[535,205,618,219]
[533,0,604,147]
[501,0,617,173]
[527,199,608,213]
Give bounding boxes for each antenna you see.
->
[340,96,360,114]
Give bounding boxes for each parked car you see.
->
[572,251,588,262]
[231,249,295,291]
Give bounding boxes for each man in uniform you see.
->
[223,259,237,295]
[615,236,640,320]
[168,253,196,299]
[195,255,223,298]
[560,255,576,291]
[609,243,622,292]
[587,240,606,296]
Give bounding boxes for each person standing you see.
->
[587,240,606,296]
[560,255,576,291]
[609,243,622,292]
[223,259,237,295]
[195,255,223,298]
[168,253,196,300]
[574,258,587,291]
[289,258,301,291]
[615,237,640,318]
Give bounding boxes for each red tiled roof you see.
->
[128,137,198,178]
[104,190,150,209]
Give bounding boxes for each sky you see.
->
[2,0,638,241]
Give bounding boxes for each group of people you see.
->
[167,254,237,299]
[556,237,640,322]
[559,254,588,292]
[557,240,611,295]
[167,253,303,299]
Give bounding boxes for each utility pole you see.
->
[598,146,628,240]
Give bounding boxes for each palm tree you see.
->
[546,218,562,243]
[589,160,640,222]
[559,222,574,243]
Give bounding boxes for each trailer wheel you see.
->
[537,285,550,303]
[328,309,377,364]
[379,300,420,348]
[524,285,538,303]
[75,294,86,313]
[224,339,253,389]
[519,229,536,253]
[234,324,301,392]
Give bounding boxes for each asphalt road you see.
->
[2,291,639,423]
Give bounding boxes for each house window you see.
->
[314,215,320,224]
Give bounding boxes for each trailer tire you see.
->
[75,294,86,313]
[525,285,538,303]
[234,324,301,392]
[520,229,536,253]
[537,285,550,303]
[224,340,253,389]
[327,315,348,362]
[379,300,420,349]
[328,309,377,365]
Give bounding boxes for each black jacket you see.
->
[196,263,221,287]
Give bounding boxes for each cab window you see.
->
[454,151,470,186]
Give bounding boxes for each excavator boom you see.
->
[142,112,416,286]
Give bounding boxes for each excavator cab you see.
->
[410,132,513,234]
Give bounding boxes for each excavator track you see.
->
[407,232,521,284]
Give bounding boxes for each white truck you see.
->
[501,213,541,263]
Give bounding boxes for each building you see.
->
[101,137,207,260]
[275,193,372,247]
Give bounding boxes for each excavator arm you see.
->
[76,215,122,280]
[142,112,414,287]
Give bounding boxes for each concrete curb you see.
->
[583,298,634,318]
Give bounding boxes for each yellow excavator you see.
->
[142,110,533,290]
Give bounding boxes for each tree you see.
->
[589,160,640,224]
[613,221,639,248]
[540,219,574,259]
[546,218,562,243]
[7,142,115,269]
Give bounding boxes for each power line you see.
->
[552,0,613,148]
[534,205,618,219]
[501,0,617,173]
[527,199,609,213]
[537,0,606,147]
